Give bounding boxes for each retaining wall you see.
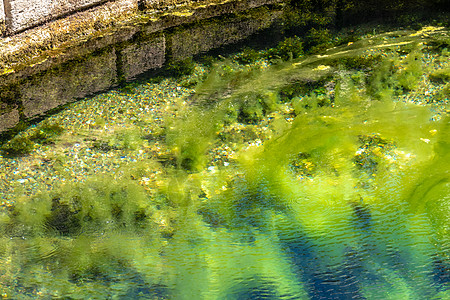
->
[0,0,285,134]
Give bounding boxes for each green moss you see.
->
[5,175,155,237]
[332,54,382,70]
[165,106,223,171]
[428,35,450,51]
[305,28,333,53]
[91,127,143,152]
[397,48,423,91]
[29,121,65,144]
[267,36,304,61]
[166,58,196,78]
[368,53,399,100]
[436,82,450,100]
[0,120,65,157]
[429,66,450,83]
[237,92,279,124]
[0,135,35,157]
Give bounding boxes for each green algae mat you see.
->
[0,26,449,299]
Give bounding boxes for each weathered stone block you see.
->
[4,0,138,34]
[121,33,165,80]
[22,50,117,118]
[0,0,139,82]
[0,105,20,132]
[169,7,280,60]
[6,0,101,33]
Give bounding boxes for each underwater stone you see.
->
[169,8,281,60]
[0,105,19,131]
[21,50,117,118]
[121,33,166,80]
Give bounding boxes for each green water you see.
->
[0,26,449,299]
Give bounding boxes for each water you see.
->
[0,26,449,299]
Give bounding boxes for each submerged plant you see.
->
[267,36,304,61]
[166,58,196,78]
[397,47,423,91]
[29,121,65,144]
[0,120,64,157]
[305,28,333,53]
[429,66,450,83]
[0,135,35,157]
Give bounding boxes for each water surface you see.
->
[0,26,449,299]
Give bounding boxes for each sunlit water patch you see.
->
[0,26,449,299]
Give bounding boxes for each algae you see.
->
[0,120,65,157]
[429,66,450,83]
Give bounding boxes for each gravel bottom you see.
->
[0,78,194,207]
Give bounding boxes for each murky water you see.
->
[0,26,449,299]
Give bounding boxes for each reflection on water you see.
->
[0,27,449,299]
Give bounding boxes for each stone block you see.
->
[4,0,136,34]
[121,33,165,80]
[169,7,280,60]
[0,0,139,82]
[22,50,117,118]
[0,105,20,132]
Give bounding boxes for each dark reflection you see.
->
[121,282,170,299]
[230,277,279,300]
[197,207,226,228]
[276,218,365,299]
[350,201,372,231]
[433,256,450,286]
[308,269,365,300]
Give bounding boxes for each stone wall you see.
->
[0,0,284,134]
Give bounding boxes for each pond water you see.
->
[0,26,449,299]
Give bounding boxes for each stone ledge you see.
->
[169,7,281,59]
